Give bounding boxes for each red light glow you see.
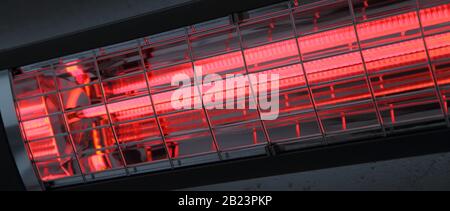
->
[14,2,450,182]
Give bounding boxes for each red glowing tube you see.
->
[301,4,450,55]
[28,139,60,160]
[100,2,450,95]
[18,99,63,181]
[22,118,54,140]
[29,33,448,143]
[84,153,108,172]
[19,95,60,159]
[103,4,450,92]
[13,2,450,183]
[72,31,450,120]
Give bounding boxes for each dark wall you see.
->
[185,152,450,191]
[0,0,192,51]
[0,0,285,69]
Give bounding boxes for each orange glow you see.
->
[88,154,108,172]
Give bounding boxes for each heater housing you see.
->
[1,0,450,191]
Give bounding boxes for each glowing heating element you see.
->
[12,2,450,184]
[82,32,450,117]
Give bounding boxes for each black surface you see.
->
[0,0,286,70]
[58,128,450,191]
[0,113,25,191]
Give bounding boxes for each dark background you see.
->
[1,0,450,191]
